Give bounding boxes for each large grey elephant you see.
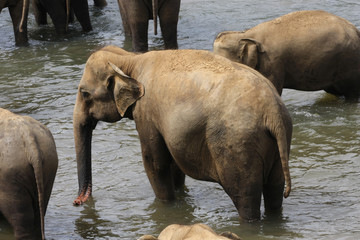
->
[138,223,242,240]
[0,108,58,240]
[117,0,180,52]
[213,10,360,99]
[72,46,293,221]
[0,0,29,45]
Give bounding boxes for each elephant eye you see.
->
[80,89,91,100]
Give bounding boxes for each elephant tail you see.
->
[28,135,46,240]
[19,0,29,33]
[268,110,292,198]
[152,0,158,35]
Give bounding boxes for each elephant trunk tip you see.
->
[284,185,291,198]
[73,184,92,205]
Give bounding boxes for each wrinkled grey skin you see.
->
[73,46,292,221]
[117,0,180,52]
[138,223,242,240]
[0,0,29,45]
[32,0,107,34]
[213,10,360,99]
[0,108,58,240]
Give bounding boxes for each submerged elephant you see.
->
[0,108,58,240]
[213,10,360,99]
[118,0,180,52]
[138,223,242,240]
[32,0,107,34]
[72,46,292,221]
[0,0,29,45]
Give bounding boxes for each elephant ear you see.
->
[238,38,264,69]
[108,62,144,117]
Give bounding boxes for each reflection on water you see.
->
[75,198,120,239]
[0,216,14,240]
[146,189,197,233]
[0,0,360,239]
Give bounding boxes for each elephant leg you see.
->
[118,0,150,52]
[9,0,28,45]
[138,126,176,200]
[32,0,47,25]
[130,18,149,52]
[219,154,263,221]
[263,152,285,212]
[117,0,132,37]
[158,0,180,49]
[325,73,360,100]
[69,8,74,23]
[171,162,185,190]
[93,0,107,8]
[0,194,41,239]
[43,1,68,34]
[71,0,92,32]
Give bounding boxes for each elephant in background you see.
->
[0,0,29,45]
[138,223,242,240]
[117,0,180,52]
[32,0,107,34]
[0,108,58,240]
[213,10,360,100]
[72,46,292,221]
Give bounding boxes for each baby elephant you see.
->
[0,108,58,240]
[138,223,242,240]
[214,10,360,99]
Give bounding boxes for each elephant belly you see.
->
[166,135,218,182]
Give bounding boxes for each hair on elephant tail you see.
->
[27,135,46,240]
[19,0,29,33]
[152,0,158,35]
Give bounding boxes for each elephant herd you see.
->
[1,5,360,240]
[0,0,179,51]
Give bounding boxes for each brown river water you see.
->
[0,0,359,239]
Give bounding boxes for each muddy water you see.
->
[0,0,359,239]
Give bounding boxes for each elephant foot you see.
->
[73,185,92,205]
[238,207,261,222]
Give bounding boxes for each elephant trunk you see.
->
[152,0,158,35]
[73,97,97,205]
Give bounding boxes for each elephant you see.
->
[32,0,107,34]
[138,223,242,240]
[0,0,29,45]
[0,108,58,240]
[213,10,360,99]
[72,45,293,221]
[117,0,180,52]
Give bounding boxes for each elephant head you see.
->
[73,49,144,205]
[214,32,264,69]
